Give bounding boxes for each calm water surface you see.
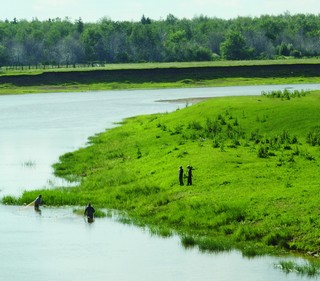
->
[1,85,320,281]
[0,205,312,281]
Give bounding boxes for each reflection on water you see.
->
[0,205,312,281]
[2,85,320,280]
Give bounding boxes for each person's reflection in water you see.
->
[34,206,41,215]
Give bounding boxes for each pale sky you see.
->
[2,0,320,22]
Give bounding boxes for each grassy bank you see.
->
[3,89,320,258]
[1,59,320,94]
[2,76,320,95]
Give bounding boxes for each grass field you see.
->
[3,88,320,260]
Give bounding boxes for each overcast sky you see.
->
[2,0,320,22]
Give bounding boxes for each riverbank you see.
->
[3,88,320,259]
[1,60,320,94]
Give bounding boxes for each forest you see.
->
[1,13,320,67]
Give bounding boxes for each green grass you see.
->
[0,77,320,95]
[275,260,320,276]
[3,89,320,259]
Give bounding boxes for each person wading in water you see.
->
[34,194,42,213]
[84,203,95,223]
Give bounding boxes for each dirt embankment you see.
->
[1,64,320,86]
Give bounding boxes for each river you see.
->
[1,85,320,281]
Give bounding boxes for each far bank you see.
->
[1,61,320,94]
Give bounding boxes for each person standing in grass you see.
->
[84,203,95,223]
[187,165,193,186]
[179,166,184,185]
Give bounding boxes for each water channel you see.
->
[1,85,320,281]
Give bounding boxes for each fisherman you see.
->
[84,203,95,223]
[179,166,184,185]
[34,194,42,209]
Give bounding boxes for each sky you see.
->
[2,0,320,22]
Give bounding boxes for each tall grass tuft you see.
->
[181,236,196,248]
[275,260,320,277]
[306,129,320,146]
[262,89,310,99]
[197,237,232,253]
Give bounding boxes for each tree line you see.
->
[1,13,320,67]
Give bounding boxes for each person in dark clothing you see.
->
[34,194,42,209]
[187,165,193,186]
[84,203,95,223]
[179,166,184,185]
[34,194,42,214]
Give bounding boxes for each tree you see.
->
[81,27,103,62]
[141,15,151,25]
[57,35,85,66]
[220,31,252,60]
[0,44,7,66]
[164,30,188,61]
[129,23,163,62]
[277,41,291,56]
[76,18,84,34]
[2,13,320,66]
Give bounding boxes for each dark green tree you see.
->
[76,18,84,34]
[220,31,253,60]
[141,15,151,25]
[0,44,7,66]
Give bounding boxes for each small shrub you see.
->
[174,124,184,134]
[206,118,222,137]
[250,130,262,143]
[264,231,292,249]
[258,145,269,158]
[218,114,227,125]
[292,146,300,156]
[242,244,268,257]
[212,138,220,148]
[188,121,203,130]
[262,89,310,99]
[305,153,316,161]
[181,236,196,248]
[197,237,232,252]
[280,130,291,144]
[306,130,320,146]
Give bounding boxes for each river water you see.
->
[1,85,320,281]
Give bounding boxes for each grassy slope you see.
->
[6,89,320,255]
